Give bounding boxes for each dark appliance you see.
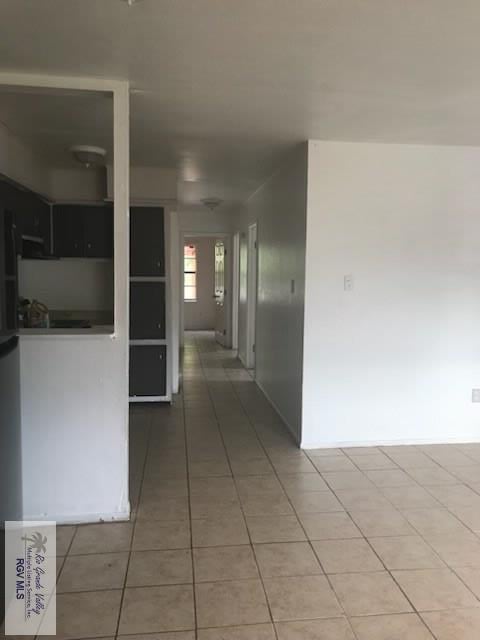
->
[0,206,22,528]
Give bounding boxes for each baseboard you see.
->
[255,378,301,447]
[21,509,131,525]
[301,437,480,450]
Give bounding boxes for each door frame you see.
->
[180,231,235,348]
[245,222,257,370]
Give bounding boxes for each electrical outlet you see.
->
[472,389,480,403]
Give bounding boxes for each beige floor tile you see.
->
[56,526,77,556]
[272,457,317,474]
[235,475,283,495]
[381,486,440,509]
[322,471,374,490]
[312,538,383,573]
[57,552,129,592]
[189,459,232,477]
[55,590,122,638]
[310,456,357,472]
[141,477,189,498]
[119,585,195,634]
[193,545,259,581]
[330,572,412,616]
[287,490,344,514]
[422,608,480,640]
[402,508,469,538]
[192,515,250,547]
[240,492,294,517]
[127,549,192,586]
[279,473,329,493]
[275,618,355,639]
[138,496,190,521]
[197,624,275,639]
[384,452,439,469]
[70,523,133,555]
[406,467,459,486]
[348,453,398,471]
[254,542,322,577]
[133,520,191,550]
[230,458,275,476]
[190,494,243,519]
[366,469,416,487]
[246,515,306,543]
[195,579,270,628]
[117,635,194,640]
[263,574,342,621]
[426,532,480,567]
[349,509,416,537]
[351,613,434,640]
[299,512,361,540]
[450,505,480,531]
[369,536,445,570]
[456,567,480,598]
[336,488,393,511]
[393,568,480,611]
[189,476,237,497]
[426,484,480,509]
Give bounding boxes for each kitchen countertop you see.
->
[19,325,115,337]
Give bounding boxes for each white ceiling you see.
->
[1,0,480,211]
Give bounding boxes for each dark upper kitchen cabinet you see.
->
[83,207,113,258]
[130,207,165,276]
[0,179,51,254]
[53,204,113,258]
[53,206,84,257]
[130,281,166,340]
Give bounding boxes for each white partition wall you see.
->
[302,140,480,448]
[0,73,130,522]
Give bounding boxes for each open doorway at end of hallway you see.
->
[181,233,238,350]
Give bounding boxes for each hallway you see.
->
[53,332,480,639]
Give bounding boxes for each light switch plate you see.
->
[472,389,480,402]
[344,275,354,291]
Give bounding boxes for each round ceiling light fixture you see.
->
[70,145,107,169]
[201,197,223,211]
[121,0,143,5]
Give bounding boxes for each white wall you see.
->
[184,236,216,330]
[18,259,113,312]
[302,140,480,448]
[20,334,128,522]
[240,145,308,440]
[49,167,106,202]
[0,122,50,196]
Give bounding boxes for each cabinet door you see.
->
[129,345,166,397]
[130,207,165,276]
[130,281,166,339]
[84,206,113,258]
[53,205,85,257]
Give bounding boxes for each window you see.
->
[184,244,197,301]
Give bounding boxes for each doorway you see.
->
[246,222,257,370]
[181,233,234,348]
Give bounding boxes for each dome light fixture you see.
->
[70,145,107,169]
[201,197,223,211]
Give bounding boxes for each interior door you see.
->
[214,240,227,345]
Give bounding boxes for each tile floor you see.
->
[51,331,480,639]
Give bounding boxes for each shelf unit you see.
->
[129,206,171,402]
